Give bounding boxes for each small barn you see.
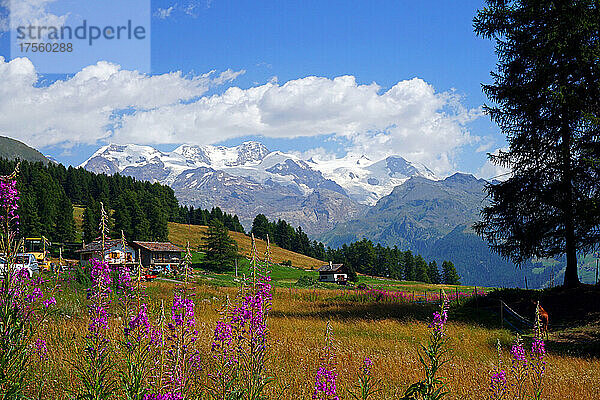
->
[76,239,136,266]
[318,262,348,284]
[131,241,182,272]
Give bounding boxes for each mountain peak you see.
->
[444,172,479,183]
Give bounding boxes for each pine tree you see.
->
[442,261,460,285]
[132,201,150,241]
[112,194,132,239]
[19,191,42,237]
[474,1,600,287]
[147,201,168,241]
[251,214,271,240]
[82,200,100,243]
[54,194,75,242]
[414,255,430,283]
[201,219,238,272]
[428,261,441,284]
[403,251,415,281]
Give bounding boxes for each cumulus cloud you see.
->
[114,75,480,174]
[0,57,243,147]
[0,58,483,175]
[0,0,69,32]
[478,147,512,181]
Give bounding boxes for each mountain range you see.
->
[0,136,568,288]
[81,141,575,287]
[77,141,569,287]
[81,142,436,234]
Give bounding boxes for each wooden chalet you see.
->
[76,239,136,267]
[131,241,182,272]
[318,261,348,284]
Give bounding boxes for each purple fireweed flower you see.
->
[510,339,527,363]
[509,334,528,398]
[489,369,507,399]
[43,297,56,308]
[313,367,339,400]
[429,297,450,334]
[171,294,196,328]
[0,179,19,227]
[159,293,201,397]
[362,357,373,376]
[531,337,545,360]
[87,258,112,355]
[32,338,48,360]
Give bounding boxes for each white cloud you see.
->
[477,147,512,181]
[114,75,480,174]
[154,6,175,20]
[0,57,243,147]
[0,58,483,175]
[1,0,69,32]
[153,1,207,20]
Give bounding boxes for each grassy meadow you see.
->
[168,222,325,270]
[59,207,600,400]
[31,276,600,400]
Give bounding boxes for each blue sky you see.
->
[0,0,504,177]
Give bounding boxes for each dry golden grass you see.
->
[34,281,600,400]
[168,222,324,269]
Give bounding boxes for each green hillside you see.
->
[0,136,50,164]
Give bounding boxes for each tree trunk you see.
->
[564,232,579,287]
[561,125,580,288]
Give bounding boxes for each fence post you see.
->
[439,289,442,304]
[412,291,415,303]
[500,300,504,328]
[455,287,459,306]
[424,291,427,302]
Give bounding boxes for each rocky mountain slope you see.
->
[318,173,560,287]
[80,141,431,233]
[0,136,51,164]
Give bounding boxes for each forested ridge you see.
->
[250,214,459,284]
[0,159,244,243]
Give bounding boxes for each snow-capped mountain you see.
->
[306,153,437,205]
[80,141,437,233]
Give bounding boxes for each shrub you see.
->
[295,275,317,287]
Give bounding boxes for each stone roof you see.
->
[75,239,124,253]
[318,263,345,273]
[132,241,182,252]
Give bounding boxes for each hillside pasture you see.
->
[168,221,325,269]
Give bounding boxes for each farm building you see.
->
[131,241,182,272]
[318,262,348,284]
[76,239,136,267]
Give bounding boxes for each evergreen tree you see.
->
[131,198,150,241]
[201,219,238,272]
[403,251,415,281]
[54,194,75,242]
[19,191,42,238]
[414,255,430,283]
[442,261,460,285]
[428,261,441,284]
[251,214,271,240]
[474,1,600,287]
[82,199,100,243]
[389,246,403,280]
[112,194,133,239]
[147,201,168,241]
